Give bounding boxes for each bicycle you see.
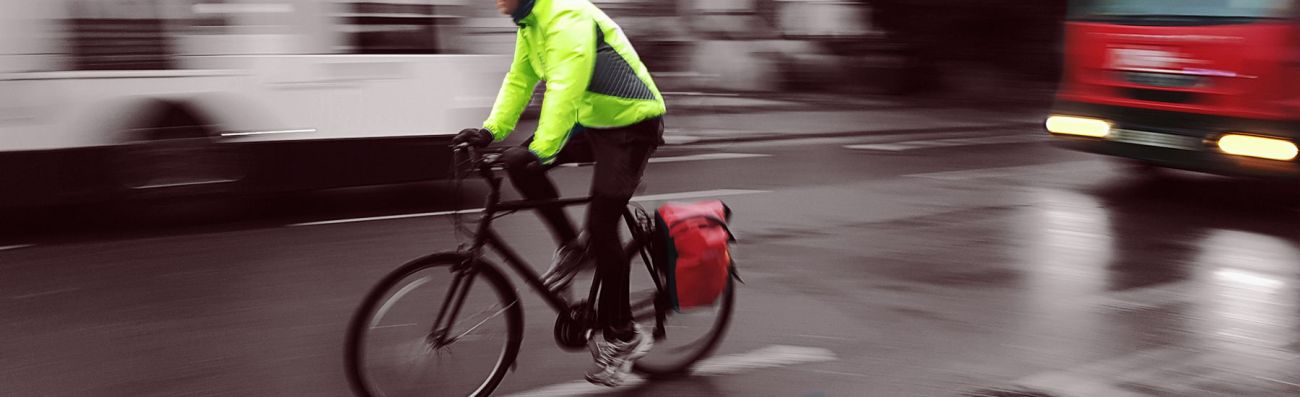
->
[345,145,736,396]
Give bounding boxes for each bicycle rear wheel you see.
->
[346,253,522,397]
[626,241,736,377]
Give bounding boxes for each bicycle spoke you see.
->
[371,276,433,329]
[371,323,419,330]
[348,255,521,397]
[444,300,517,345]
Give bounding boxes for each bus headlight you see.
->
[1046,115,1112,138]
[1217,134,1299,161]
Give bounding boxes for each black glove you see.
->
[499,146,543,172]
[453,128,494,148]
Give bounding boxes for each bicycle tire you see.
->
[345,252,523,397]
[618,228,736,378]
[632,277,735,378]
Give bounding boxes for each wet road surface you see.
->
[2,126,1298,396]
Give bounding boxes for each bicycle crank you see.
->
[553,301,593,351]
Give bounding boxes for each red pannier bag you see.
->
[654,200,735,311]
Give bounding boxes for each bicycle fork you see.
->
[428,259,480,348]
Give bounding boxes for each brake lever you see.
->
[451,144,504,171]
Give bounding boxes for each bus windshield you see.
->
[1070,0,1294,24]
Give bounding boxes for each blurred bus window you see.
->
[334,1,458,54]
[66,0,175,70]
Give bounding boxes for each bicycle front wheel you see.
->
[346,253,522,397]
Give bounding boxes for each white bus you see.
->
[0,0,515,208]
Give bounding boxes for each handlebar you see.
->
[454,143,502,166]
[452,143,509,184]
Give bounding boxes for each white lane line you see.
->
[220,128,316,137]
[631,189,768,202]
[794,334,858,341]
[662,135,703,145]
[1013,347,1196,397]
[502,345,836,397]
[9,287,80,300]
[1011,346,1300,397]
[845,134,1047,151]
[904,160,1102,181]
[288,189,767,227]
[649,153,771,164]
[661,91,740,97]
[559,152,770,167]
[688,130,1041,150]
[0,244,34,252]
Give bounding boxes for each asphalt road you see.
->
[2,125,1298,397]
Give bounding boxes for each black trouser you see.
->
[503,117,664,328]
[502,146,579,245]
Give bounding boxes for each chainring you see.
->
[553,301,592,351]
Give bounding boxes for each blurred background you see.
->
[2,1,1298,397]
[0,0,1069,220]
[0,0,1065,218]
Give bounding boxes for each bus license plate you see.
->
[1110,129,1203,150]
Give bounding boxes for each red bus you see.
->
[1047,0,1300,179]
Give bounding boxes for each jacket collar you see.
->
[512,0,537,27]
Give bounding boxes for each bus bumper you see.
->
[1048,102,1300,180]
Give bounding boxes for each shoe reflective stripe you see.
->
[593,343,618,366]
[584,368,623,387]
[586,340,625,386]
[584,325,653,387]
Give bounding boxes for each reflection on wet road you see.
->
[1,127,1297,396]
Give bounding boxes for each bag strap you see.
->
[666,215,736,242]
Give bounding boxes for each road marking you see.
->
[649,153,771,164]
[904,160,1102,181]
[9,287,80,300]
[661,91,739,97]
[220,128,316,137]
[288,189,767,227]
[0,244,34,252]
[560,152,770,167]
[662,135,703,145]
[502,345,836,397]
[1013,346,1300,397]
[1013,347,1197,397]
[794,334,858,341]
[631,189,768,202]
[845,134,1047,151]
[1009,276,1300,396]
[686,130,1044,150]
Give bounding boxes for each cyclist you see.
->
[452,0,666,387]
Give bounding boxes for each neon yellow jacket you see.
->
[482,0,666,164]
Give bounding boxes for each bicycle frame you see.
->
[429,147,666,347]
